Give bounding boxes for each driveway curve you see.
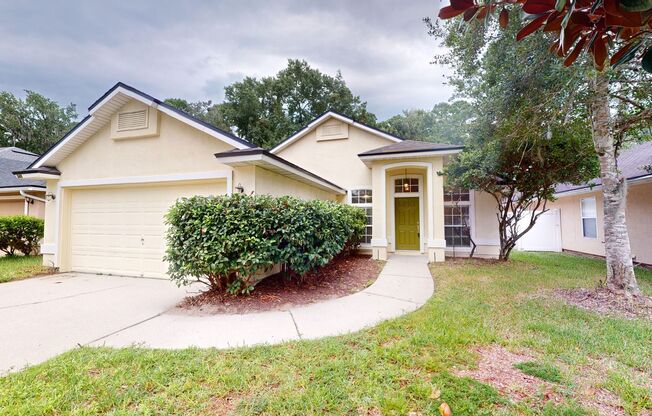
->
[0,254,433,374]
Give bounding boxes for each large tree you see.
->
[381,101,475,144]
[219,59,376,148]
[436,0,652,295]
[0,90,77,154]
[165,60,376,149]
[434,18,598,260]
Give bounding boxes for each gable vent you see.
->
[117,109,148,131]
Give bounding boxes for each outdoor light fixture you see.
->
[403,169,410,192]
[235,183,245,194]
[45,193,56,201]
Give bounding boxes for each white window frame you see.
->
[443,188,473,248]
[349,187,373,246]
[580,197,598,239]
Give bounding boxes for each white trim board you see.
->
[58,171,231,188]
[271,111,402,154]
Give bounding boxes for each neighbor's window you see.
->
[351,189,372,244]
[581,197,597,238]
[444,188,471,247]
[395,177,419,193]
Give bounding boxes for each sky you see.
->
[0,1,452,121]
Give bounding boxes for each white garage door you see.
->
[69,181,224,278]
[516,209,562,252]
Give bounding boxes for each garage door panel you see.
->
[70,181,225,278]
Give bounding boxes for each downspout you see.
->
[19,190,47,203]
[20,190,47,216]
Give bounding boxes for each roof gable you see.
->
[28,82,253,170]
[270,111,403,154]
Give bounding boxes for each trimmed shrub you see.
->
[165,194,366,294]
[0,215,45,256]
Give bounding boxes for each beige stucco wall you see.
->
[0,199,25,216]
[550,181,652,264]
[254,167,337,201]
[274,122,394,190]
[0,196,45,218]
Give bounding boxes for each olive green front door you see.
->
[395,197,420,250]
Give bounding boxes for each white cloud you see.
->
[0,0,452,119]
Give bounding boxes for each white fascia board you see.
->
[271,111,402,154]
[359,149,463,164]
[58,170,230,188]
[89,87,154,115]
[33,116,96,168]
[0,186,46,193]
[14,173,60,180]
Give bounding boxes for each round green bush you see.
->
[0,215,45,256]
[165,194,366,295]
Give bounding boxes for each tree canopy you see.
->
[380,101,475,144]
[0,90,77,154]
[433,13,599,259]
[166,59,376,148]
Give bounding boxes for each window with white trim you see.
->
[351,189,372,244]
[444,188,471,247]
[581,197,597,238]
[394,177,419,193]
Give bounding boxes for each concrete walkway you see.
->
[0,254,433,374]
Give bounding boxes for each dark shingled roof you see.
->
[358,140,464,157]
[556,141,652,194]
[0,147,45,189]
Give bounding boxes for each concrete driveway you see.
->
[1,254,434,375]
[0,273,190,374]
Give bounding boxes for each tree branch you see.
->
[614,107,652,133]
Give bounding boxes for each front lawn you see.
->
[0,255,49,283]
[1,252,651,415]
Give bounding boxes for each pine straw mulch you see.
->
[176,255,382,315]
[554,287,652,323]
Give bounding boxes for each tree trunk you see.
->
[590,73,640,295]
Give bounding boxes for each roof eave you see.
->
[215,149,346,195]
[358,148,464,166]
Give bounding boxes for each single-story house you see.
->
[14,82,500,277]
[0,147,45,217]
[549,141,652,265]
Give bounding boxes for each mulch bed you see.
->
[176,255,382,315]
[555,288,652,323]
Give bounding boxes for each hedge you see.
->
[0,215,44,256]
[165,194,366,294]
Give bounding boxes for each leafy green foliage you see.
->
[164,194,365,294]
[380,101,475,144]
[0,215,44,256]
[0,90,77,154]
[514,361,562,383]
[162,98,231,132]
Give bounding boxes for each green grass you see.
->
[514,361,562,383]
[0,255,48,283]
[1,252,651,415]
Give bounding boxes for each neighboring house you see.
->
[14,82,500,278]
[550,141,652,265]
[0,147,45,217]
